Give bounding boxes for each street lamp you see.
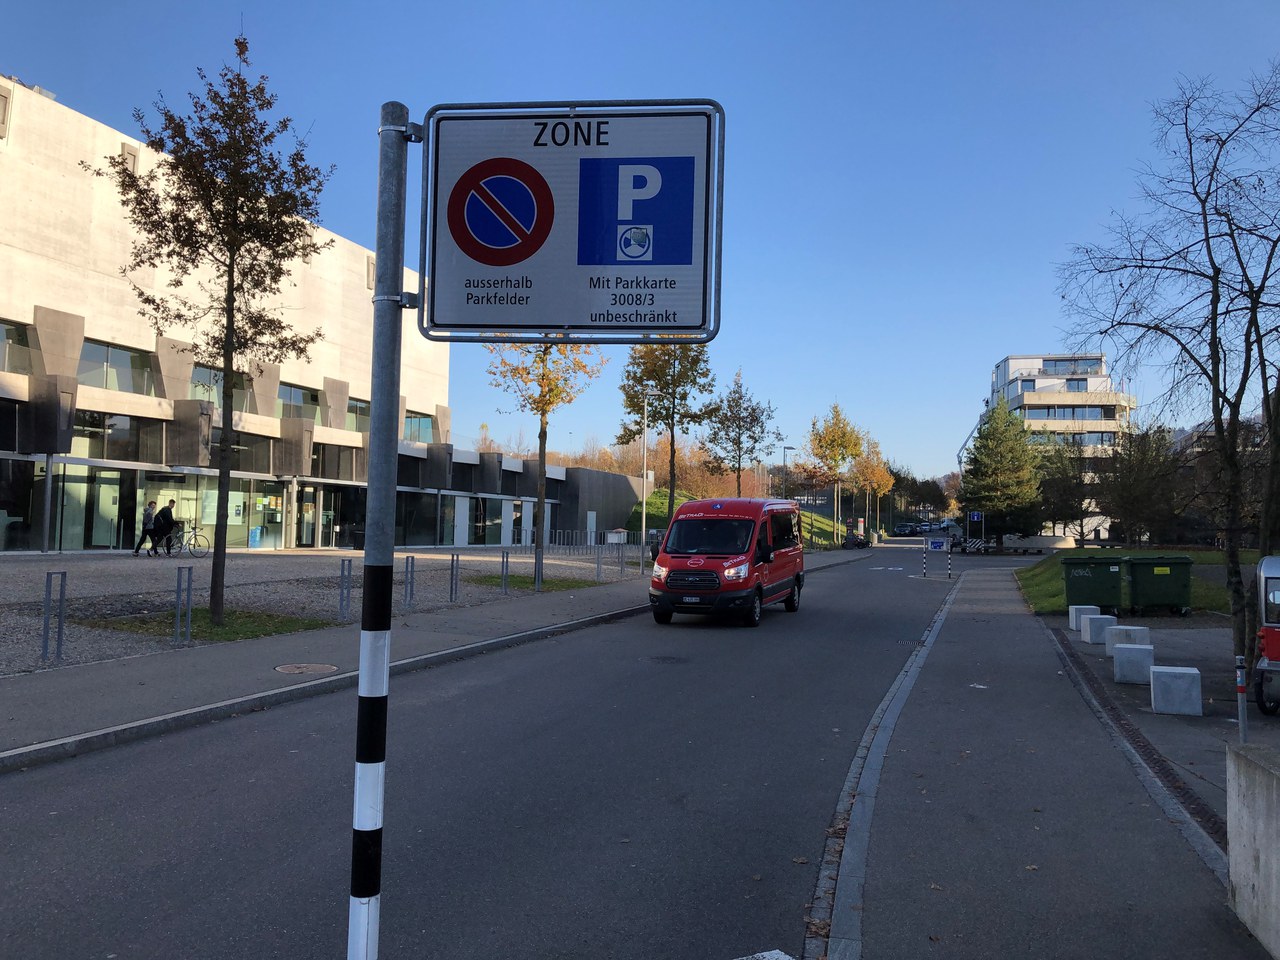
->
[782,445,796,499]
[639,391,661,550]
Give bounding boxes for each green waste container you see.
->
[1127,555,1193,615]
[1062,556,1126,612]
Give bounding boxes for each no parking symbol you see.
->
[447,158,554,267]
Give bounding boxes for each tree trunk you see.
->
[534,404,548,592]
[666,414,677,521]
[210,264,236,626]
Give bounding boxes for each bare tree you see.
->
[1061,65,1280,659]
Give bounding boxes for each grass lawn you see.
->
[464,574,600,592]
[1015,549,1232,616]
[77,608,332,642]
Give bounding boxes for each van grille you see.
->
[667,570,720,591]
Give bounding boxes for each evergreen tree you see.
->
[959,398,1042,548]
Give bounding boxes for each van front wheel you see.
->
[741,591,763,628]
[1257,672,1280,715]
[653,609,673,625]
[785,583,801,613]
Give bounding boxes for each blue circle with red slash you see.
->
[447,158,555,267]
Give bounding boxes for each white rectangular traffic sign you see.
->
[419,100,724,343]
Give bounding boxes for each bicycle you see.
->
[164,525,210,559]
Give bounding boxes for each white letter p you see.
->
[617,165,662,219]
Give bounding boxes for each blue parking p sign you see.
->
[576,157,695,265]
[969,511,983,522]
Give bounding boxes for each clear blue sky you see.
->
[8,0,1280,478]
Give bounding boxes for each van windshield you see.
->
[665,518,755,555]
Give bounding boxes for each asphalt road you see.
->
[0,556,955,959]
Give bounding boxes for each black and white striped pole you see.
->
[348,101,417,960]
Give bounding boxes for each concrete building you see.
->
[0,76,640,552]
[960,353,1138,541]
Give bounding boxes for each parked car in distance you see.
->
[842,533,870,549]
[919,521,933,532]
[649,498,804,627]
[893,523,916,536]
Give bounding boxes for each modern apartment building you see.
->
[0,76,640,552]
[959,353,1138,540]
[988,353,1137,447]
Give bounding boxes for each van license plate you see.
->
[682,596,701,603]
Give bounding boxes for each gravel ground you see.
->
[0,546,649,678]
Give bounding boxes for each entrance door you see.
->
[320,487,340,549]
[297,486,318,548]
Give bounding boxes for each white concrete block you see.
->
[1113,643,1155,684]
[1150,665,1202,716]
[1080,614,1117,645]
[1069,604,1101,631]
[1105,625,1151,658]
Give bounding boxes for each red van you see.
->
[648,498,805,627]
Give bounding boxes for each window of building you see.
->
[278,382,320,422]
[71,411,141,461]
[403,411,434,444]
[1021,379,1036,393]
[210,428,273,473]
[1066,378,1086,392]
[191,365,252,412]
[311,442,356,481]
[347,398,371,432]
[77,339,154,396]
[1043,358,1102,376]
[0,320,32,375]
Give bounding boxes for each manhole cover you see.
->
[275,663,339,675]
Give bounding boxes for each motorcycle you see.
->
[841,533,871,549]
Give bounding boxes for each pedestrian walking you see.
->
[154,499,177,556]
[133,500,157,556]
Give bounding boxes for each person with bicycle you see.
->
[154,499,177,557]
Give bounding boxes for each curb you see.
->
[0,604,650,776]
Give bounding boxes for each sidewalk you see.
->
[846,567,1277,960]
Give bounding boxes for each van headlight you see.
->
[652,562,668,582]
[723,560,750,581]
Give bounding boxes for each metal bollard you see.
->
[501,550,510,595]
[449,553,460,602]
[42,571,67,661]
[339,558,353,618]
[595,545,603,582]
[618,541,624,577]
[173,566,193,644]
[403,555,416,605]
[1236,655,1250,744]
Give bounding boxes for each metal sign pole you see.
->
[348,101,416,960]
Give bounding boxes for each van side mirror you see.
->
[756,542,774,564]
[650,543,660,561]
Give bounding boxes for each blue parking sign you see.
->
[577,157,695,265]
